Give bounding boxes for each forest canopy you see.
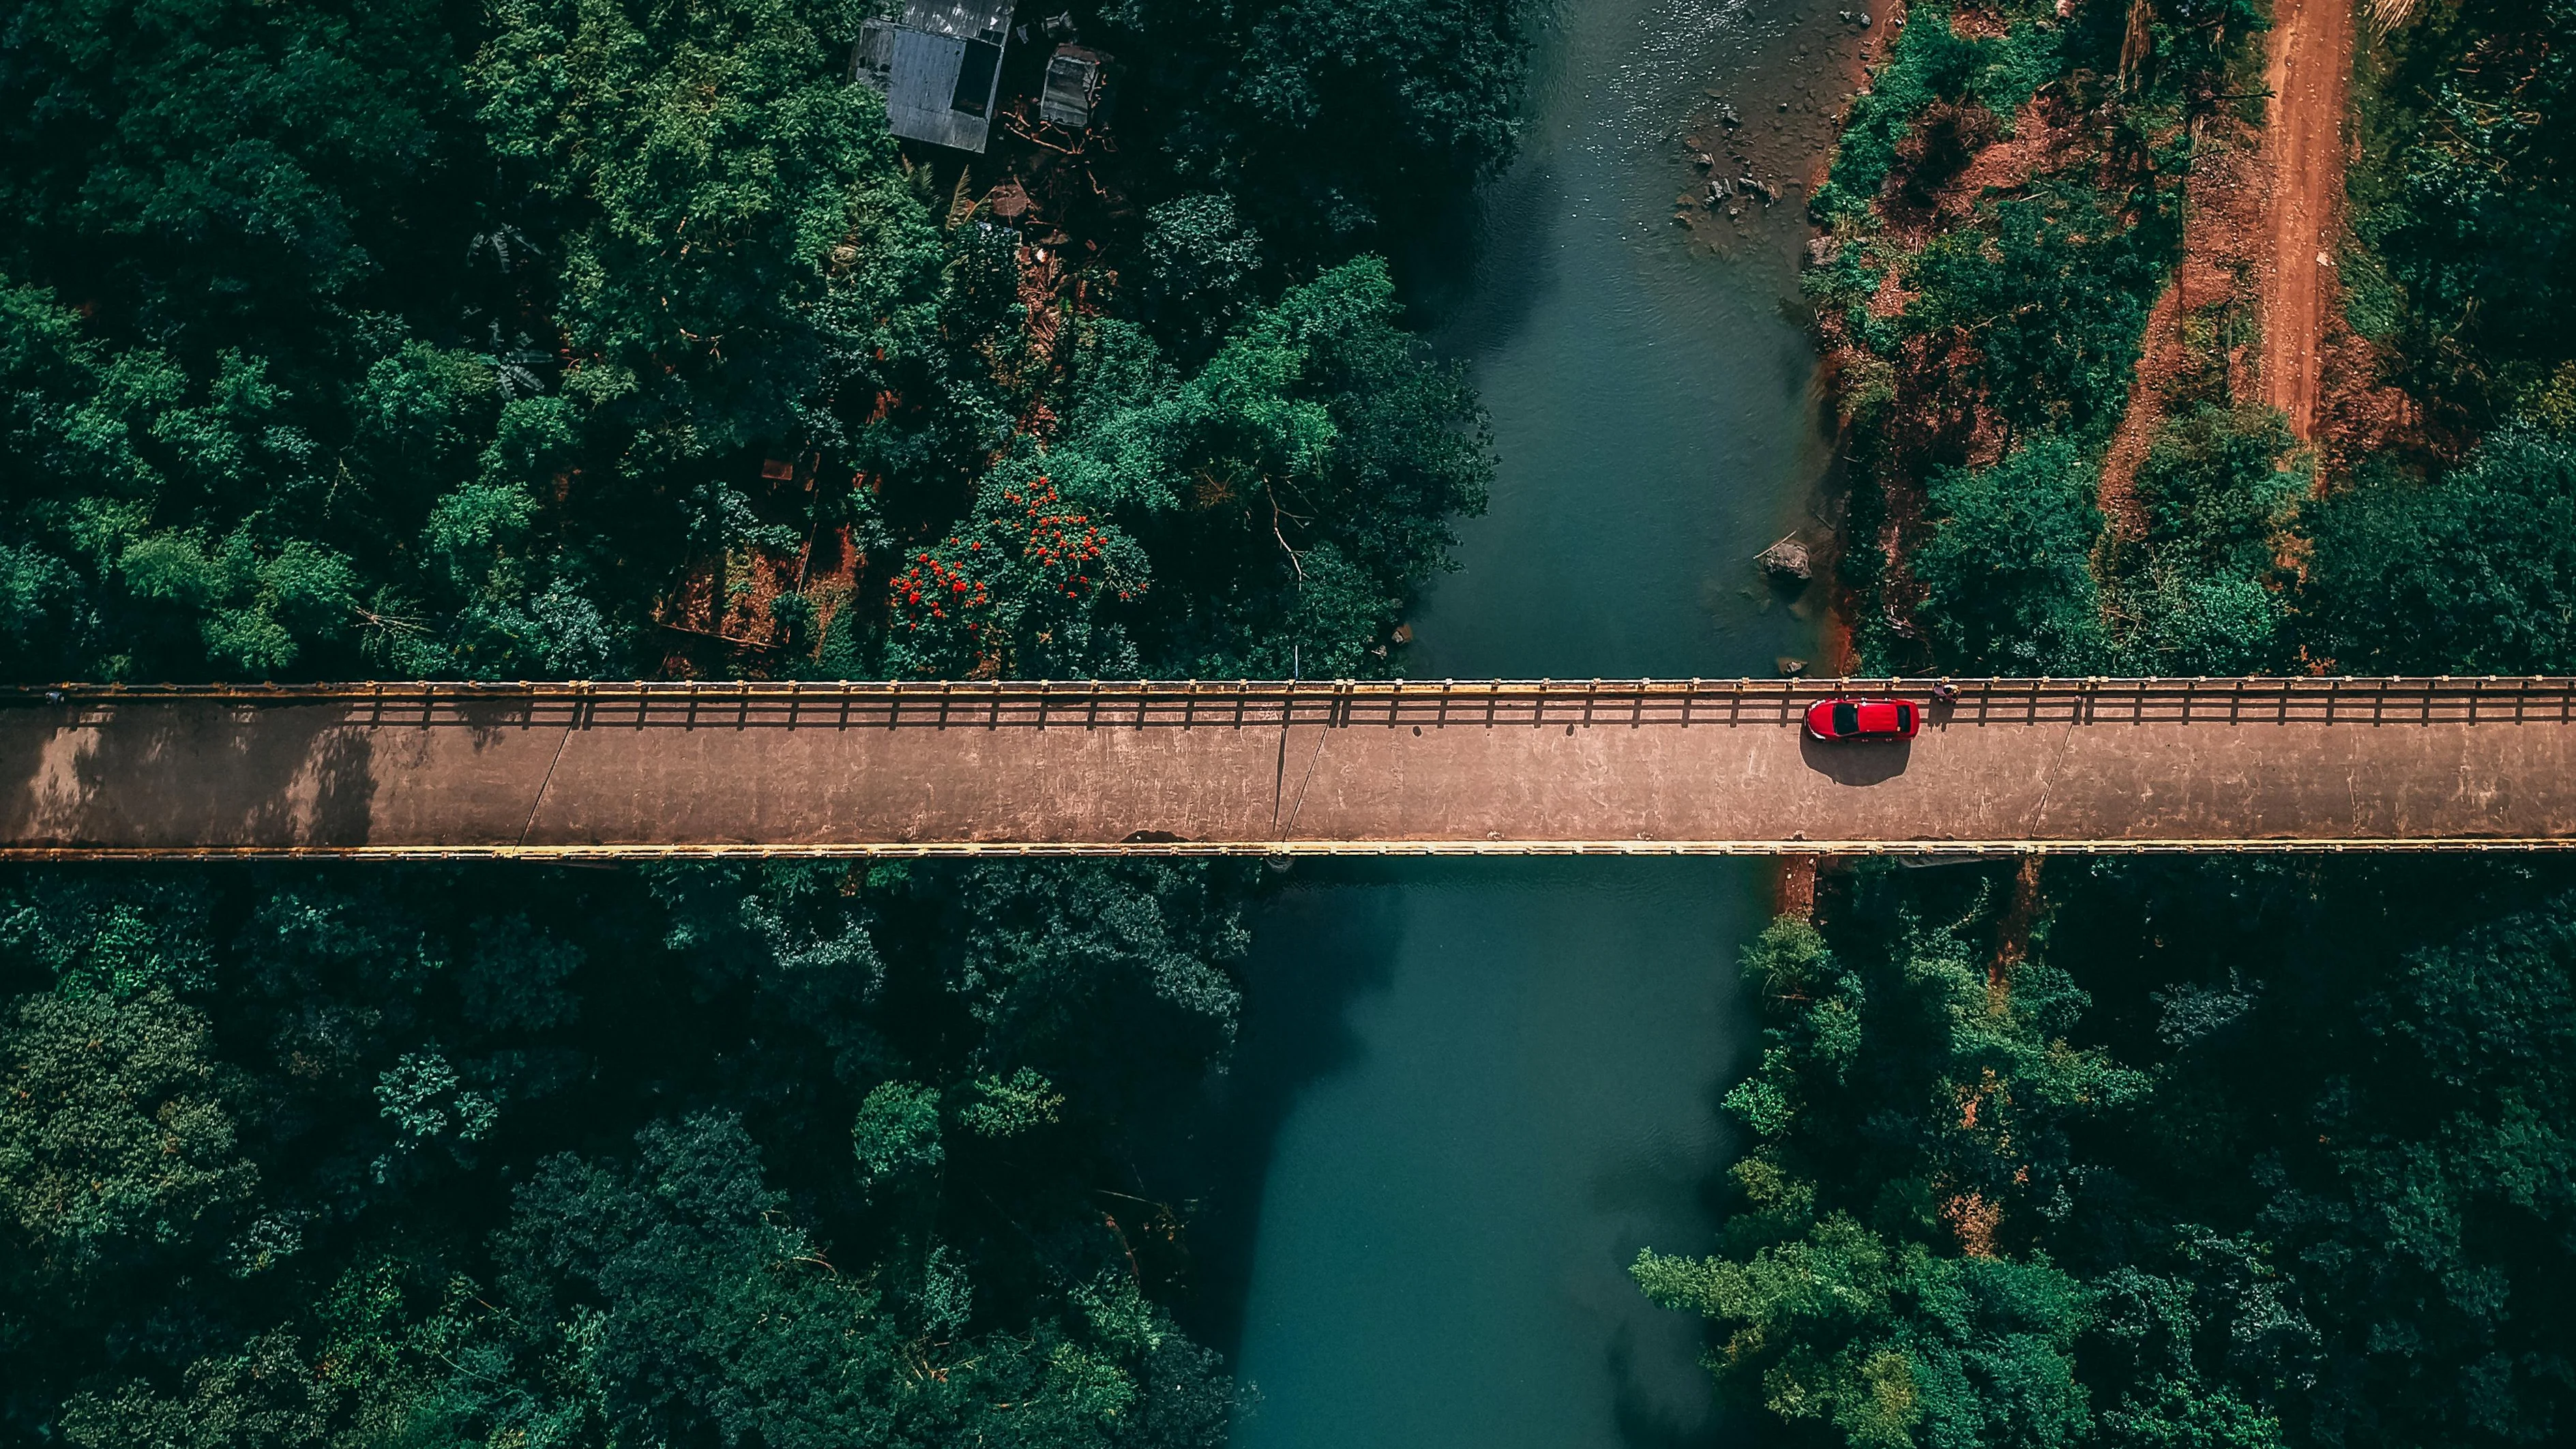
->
[0,0,1509,687]
[0,0,1528,1444]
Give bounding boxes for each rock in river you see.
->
[1757,536,1813,581]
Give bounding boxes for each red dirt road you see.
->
[2257,0,2357,438]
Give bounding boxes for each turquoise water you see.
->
[1191,1,1841,1444]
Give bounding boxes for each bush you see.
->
[1913,434,2109,672]
[2300,426,2576,672]
[1812,10,2064,223]
[1904,187,2174,448]
[2132,404,2307,579]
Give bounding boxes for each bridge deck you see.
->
[4,678,2573,858]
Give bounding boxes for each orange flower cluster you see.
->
[1006,478,1122,601]
[889,540,993,634]
[887,478,1129,640]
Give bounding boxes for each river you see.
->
[1181,1,1844,1444]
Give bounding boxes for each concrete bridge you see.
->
[4,677,2575,859]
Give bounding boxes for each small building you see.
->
[852,0,1014,153]
[1037,44,1106,128]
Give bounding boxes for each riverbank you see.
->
[1667,3,1891,259]
[1792,0,2312,676]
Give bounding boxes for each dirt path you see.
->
[2099,134,2268,527]
[2097,282,2184,534]
[1773,853,1820,919]
[2257,0,2357,439]
[2098,0,2354,529]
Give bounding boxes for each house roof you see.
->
[855,2,1013,153]
[882,27,1002,152]
[901,0,1013,41]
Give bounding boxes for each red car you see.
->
[1805,696,1922,742]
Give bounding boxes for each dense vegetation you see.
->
[1798,0,2243,673]
[3,862,1253,1445]
[0,0,1527,1441]
[1635,0,2576,1444]
[0,0,1510,685]
[2340,0,2576,438]
[1641,859,2576,1449]
[1804,0,2576,680]
[2303,0,2576,670]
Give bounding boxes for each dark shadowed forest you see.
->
[0,0,1527,1441]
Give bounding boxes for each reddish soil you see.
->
[1806,0,2367,653]
[1989,853,2043,992]
[2313,311,2421,480]
[2099,139,2268,526]
[1812,85,2097,637]
[2101,0,2359,522]
[2097,284,2182,534]
[1871,96,2086,248]
[2255,0,2357,439]
[1773,853,1820,918]
[655,229,1095,679]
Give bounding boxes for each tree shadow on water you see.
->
[1397,151,1569,367]
[1599,912,1764,1449]
[1609,1312,1740,1449]
[1136,860,1410,1362]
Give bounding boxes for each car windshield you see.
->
[1832,703,1860,735]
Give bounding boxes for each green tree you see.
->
[1138,192,1269,362]
[0,989,256,1289]
[2300,426,2576,672]
[2350,0,2576,425]
[1912,436,2111,672]
[1101,0,1535,248]
[1056,257,1491,676]
[0,0,475,335]
[2131,405,2307,581]
[2261,897,2576,1446]
[1640,890,2156,1449]
[2109,404,2305,675]
[472,0,898,463]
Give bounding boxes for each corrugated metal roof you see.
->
[1037,46,1101,127]
[855,8,1009,153]
[901,0,1013,42]
[852,23,896,87]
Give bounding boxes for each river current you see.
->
[1177,1,1844,1443]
